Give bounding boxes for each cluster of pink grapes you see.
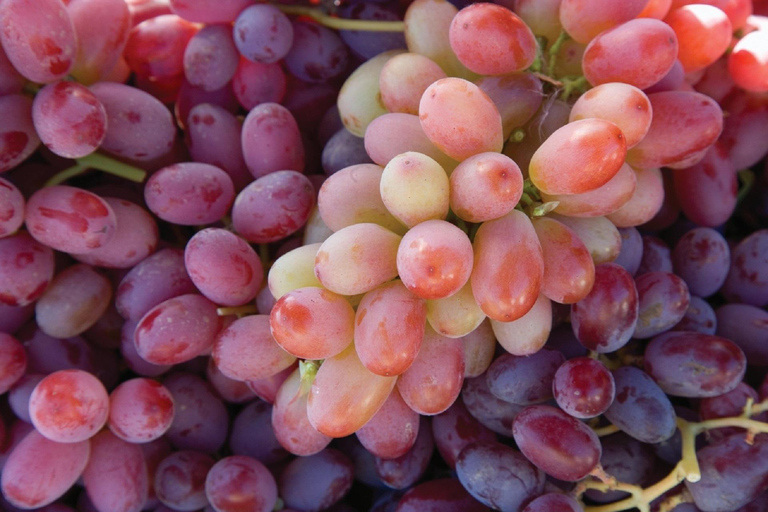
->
[1,0,768,511]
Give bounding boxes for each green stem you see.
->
[737,169,755,203]
[44,152,147,187]
[276,5,405,32]
[44,163,88,187]
[547,30,570,75]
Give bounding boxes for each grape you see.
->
[354,280,425,376]
[308,344,397,437]
[284,21,349,83]
[356,387,419,460]
[637,235,673,276]
[108,378,174,443]
[432,397,496,469]
[720,229,768,307]
[426,281,487,339]
[205,455,278,512]
[716,303,768,366]
[666,4,732,73]
[229,399,287,464]
[419,78,503,162]
[553,357,615,419]
[571,263,639,353]
[699,382,765,440]
[231,58,286,111]
[0,0,76,83]
[530,118,627,195]
[471,210,543,322]
[459,318,495,376]
[0,333,25,394]
[605,167,665,228]
[685,434,768,512]
[584,433,656,503]
[461,374,524,437]
[317,163,405,234]
[719,92,768,169]
[168,0,252,23]
[490,293,552,356]
[82,431,149,512]
[374,416,434,490]
[321,128,374,176]
[379,53,447,115]
[121,321,171,378]
[74,197,159,269]
[154,450,214,512]
[395,477,489,512]
[29,369,109,443]
[0,231,55,307]
[338,3,406,60]
[270,287,355,361]
[671,227,730,297]
[569,83,652,148]
[0,429,90,509]
[729,30,768,92]
[145,162,235,226]
[90,81,176,161]
[634,271,690,339]
[233,4,293,64]
[268,243,322,300]
[644,331,746,397]
[124,14,198,79]
[397,326,464,416]
[626,91,723,169]
[115,248,196,322]
[449,152,523,224]
[673,295,717,335]
[163,372,229,454]
[512,404,602,481]
[279,449,354,511]
[183,24,238,92]
[521,493,584,512]
[0,177,23,238]
[32,81,107,159]
[380,152,450,228]
[514,0,563,41]
[272,368,332,456]
[581,18,678,90]
[476,72,543,140]
[26,186,117,254]
[206,358,257,404]
[0,44,26,96]
[604,366,677,443]
[449,3,536,75]
[134,294,220,365]
[456,441,546,511]
[314,223,401,296]
[0,95,39,174]
[559,0,649,43]
[487,349,565,406]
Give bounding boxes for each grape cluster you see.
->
[0,0,768,511]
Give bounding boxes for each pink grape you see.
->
[233,4,294,64]
[0,231,55,307]
[168,0,253,23]
[553,357,615,418]
[380,152,450,228]
[448,3,537,75]
[541,162,637,218]
[0,94,39,174]
[0,333,26,394]
[29,369,109,443]
[356,388,420,460]
[231,58,286,111]
[666,4,732,73]
[549,214,622,264]
[272,368,332,456]
[183,24,239,92]
[124,14,198,79]
[605,167,665,228]
[449,152,523,223]
[490,292,552,356]
[379,53,447,115]
[559,0,649,43]
[729,30,768,92]
[0,177,24,237]
[425,281,487,339]
[205,455,278,512]
[419,77,503,161]
[108,378,175,443]
[154,450,215,511]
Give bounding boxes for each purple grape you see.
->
[672,227,730,297]
[154,450,215,511]
[672,295,717,335]
[644,331,746,397]
[461,375,524,437]
[715,303,768,366]
[699,382,767,441]
[553,357,615,419]
[636,235,673,276]
[231,58,286,111]
[486,349,565,405]
[183,24,238,92]
[455,441,546,511]
[613,226,643,276]
[229,400,289,465]
[583,433,656,503]
[321,128,375,176]
[395,478,490,512]
[604,366,677,443]
[338,3,406,60]
[205,455,278,512]
[375,417,434,490]
[521,493,584,512]
[279,449,354,512]
[720,229,768,307]
[633,271,690,339]
[240,102,304,179]
[432,397,496,469]
[283,21,349,83]
[233,4,294,64]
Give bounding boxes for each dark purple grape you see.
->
[720,229,768,307]
[604,366,676,444]
[571,263,639,353]
[432,397,496,469]
[512,404,602,482]
[672,295,717,335]
[521,493,584,512]
[545,325,589,360]
[552,357,615,419]
[279,449,354,512]
[644,331,746,397]
[672,227,730,298]
[633,271,690,339]
[229,400,289,465]
[375,417,434,491]
[715,303,768,366]
[699,382,768,440]
[461,375,524,437]
[321,128,374,176]
[338,3,406,60]
[614,226,643,276]
[636,235,673,276]
[486,349,565,405]
[455,441,546,512]
[395,478,490,512]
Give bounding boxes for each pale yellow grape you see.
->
[461,319,496,378]
[380,152,449,228]
[426,280,486,338]
[549,214,621,265]
[606,167,665,228]
[314,223,401,296]
[338,49,403,137]
[379,53,447,115]
[490,292,552,356]
[267,243,323,300]
[302,205,333,245]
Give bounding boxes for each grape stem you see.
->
[217,305,258,317]
[275,5,405,32]
[44,152,147,187]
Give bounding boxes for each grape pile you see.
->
[0,0,768,511]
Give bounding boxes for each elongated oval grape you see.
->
[512,404,602,481]
[529,118,626,195]
[183,24,238,92]
[634,271,691,339]
[729,30,768,92]
[67,0,131,84]
[205,456,277,512]
[487,349,564,406]
[270,287,354,361]
[542,162,637,218]
[267,243,322,300]
[397,326,464,416]
[559,0,649,43]
[426,280,487,339]
[456,441,545,511]
[134,294,220,365]
[308,344,397,437]
[29,369,109,443]
[0,177,24,238]
[716,303,768,366]
[448,3,536,75]
[432,396,496,470]
[0,429,90,509]
[0,95,40,174]
[582,18,678,89]
[356,387,419,460]
[380,152,449,228]
[449,152,523,224]
[272,368,332,456]
[25,186,117,254]
[644,331,746,397]
[379,53,446,115]
[604,366,676,443]
[569,83,652,148]
[163,372,229,453]
[672,227,730,298]
[553,357,615,418]
[0,231,55,307]
[228,400,287,464]
[419,78,503,161]
[490,291,552,356]
[314,223,401,296]
[720,229,768,307]
[666,4,732,73]
[283,20,348,83]
[124,14,198,79]
[375,416,435,490]
[241,102,304,178]
[279,449,353,512]
[571,263,639,353]
[471,210,543,322]
[462,374,524,437]
[355,280,425,376]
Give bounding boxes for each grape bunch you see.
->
[0,0,768,511]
